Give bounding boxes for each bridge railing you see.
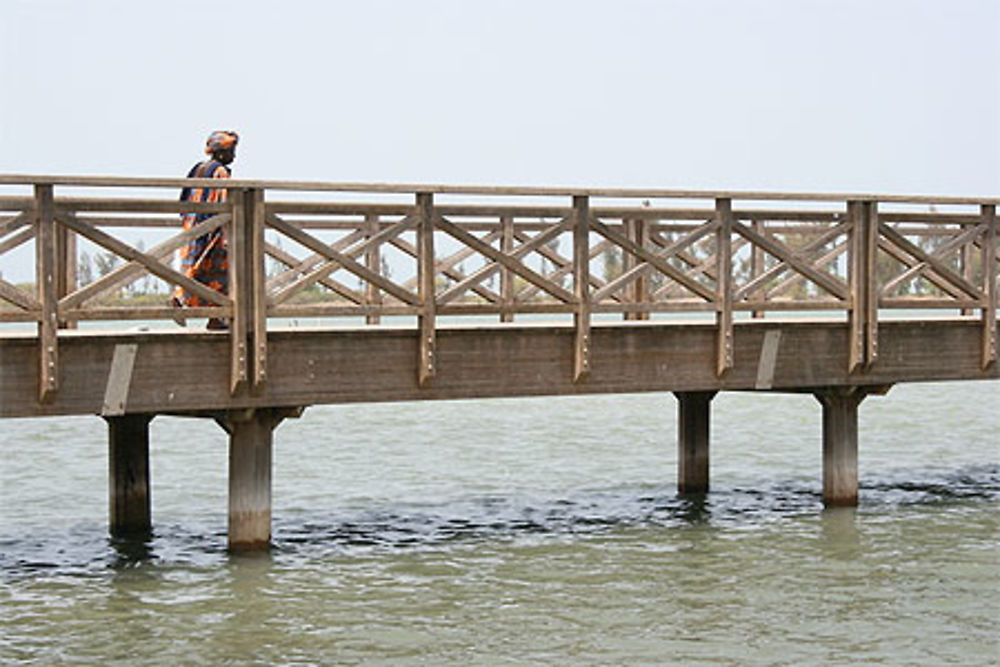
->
[0,175,996,401]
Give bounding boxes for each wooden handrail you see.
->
[0,178,997,404]
[1,173,998,206]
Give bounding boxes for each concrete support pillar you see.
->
[217,408,300,551]
[107,414,153,537]
[815,388,866,507]
[674,391,716,495]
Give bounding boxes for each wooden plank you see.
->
[284,213,417,288]
[0,319,997,418]
[229,189,249,395]
[589,216,717,303]
[6,173,1000,206]
[61,306,229,320]
[417,193,436,386]
[56,198,225,214]
[715,198,734,376]
[250,189,268,389]
[266,213,419,306]
[731,219,849,300]
[501,214,514,322]
[848,202,866,373]
[57,212,232,307]
[0,210,32,238]
[265,228,366,294]
[101,343,138,416]
[735,221,849,301]
[864,202,879,365]
[879,222,984,301]
[58,214,230,310]
[766,242,848,300]
[434,215,576,304]
[750,218,765,319]
[364,213,382,325]
[573,196,591,382]
[0,226,34,256]
[55,218,76,328]
[754,330,782,390]
[876,237,967,301]
[35,184,58,402]
[881,223,984,297]
[401,230,502,303]
[982,204,997,368]
[0,276,40,311]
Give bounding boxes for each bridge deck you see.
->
[1,317,994,419]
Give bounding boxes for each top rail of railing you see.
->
[2,173,998,206]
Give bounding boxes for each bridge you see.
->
[1,174,997,550]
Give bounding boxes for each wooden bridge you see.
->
[1,174,997,550]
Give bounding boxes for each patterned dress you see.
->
[174,160,230,306]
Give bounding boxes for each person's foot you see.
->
[206,317,229,331]
[168,296,186,326]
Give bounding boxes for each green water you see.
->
[2,383,998,665]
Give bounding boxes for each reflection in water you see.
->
[108,533,155,569]
[820,506,861,559]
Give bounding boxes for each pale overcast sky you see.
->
[1,0,998,196]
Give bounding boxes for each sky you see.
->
[1,0,998,197]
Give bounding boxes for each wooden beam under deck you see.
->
[0,318,995,419]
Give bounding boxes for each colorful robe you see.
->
[174,160,230,306]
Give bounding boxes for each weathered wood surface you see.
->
[1,175,997,418]
[0,319,995,419]
[3,173,999,205]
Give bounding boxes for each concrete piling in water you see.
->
[675,391,716,496]
[107,414,153,537]
[815,388,867,507]
[217,408,302,552]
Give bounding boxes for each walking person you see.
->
[171,130,239,329]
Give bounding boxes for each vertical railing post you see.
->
[715,198,734,376]
[982,204,997,368]
[417,192,436,386]
[573,195,591,382]
[865,201,879,366]
[634,217,649,320]
[35,184,58,403]
[250,188,268,390]
[500,214,514,323]
[364,213,382,325]
[55,214,76,329]
[228,189,249,394]
[961,233,975,317]
[848,200,878,372]
[751,218,765,319]
[623,218,636,321]
[848,201,864,372]
[623,217,649,321]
